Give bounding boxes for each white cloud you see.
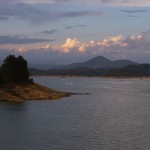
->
[59,31,150,62]
[61,35,127,53]
[62,38,80,53]
[1,31,150,64]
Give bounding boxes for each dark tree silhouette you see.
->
[2,55,29,83]
[0,67,3,83]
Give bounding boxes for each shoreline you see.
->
[31,75,150,79]
[0,82,71,102]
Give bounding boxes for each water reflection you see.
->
[0,101,27,112]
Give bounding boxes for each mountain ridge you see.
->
[60,56,138,69]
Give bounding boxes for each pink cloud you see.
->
[17,47,27,53]
[1,31,150,64]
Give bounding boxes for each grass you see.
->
[0,82,70,102]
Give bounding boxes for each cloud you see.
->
[18,47,27,53]
[125,15,141,18]
[59,31,150,62]
[0,2,51,23]
[64,24,88,29]
[0,1,103,24]
[54,0,69,2]
[124,31,150,50]
[41,29,59,35]
[0,15,9,20]
[56,11,103,18]
[101,0,114,3]
[62,38,81,53]
[41,44,52,50]
[121,9,148,13]
[57,0,150,7]
[31,0,150,7]
[101,0,150,6]
[61,35,126,54]
[1,31,150,64]
[0,35,53,44]
[64,26,73,29]
[1,0,149,25]
[1,0,150,7]
[76,25,88,27]
[0,0,52,4]
[99,0,150,7]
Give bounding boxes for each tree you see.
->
[0,67,3,83]
[2,55,29,83]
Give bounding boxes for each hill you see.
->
[61,56,138,69]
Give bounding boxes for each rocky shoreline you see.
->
[0,83,71,102]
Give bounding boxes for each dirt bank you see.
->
[0,83,70,102]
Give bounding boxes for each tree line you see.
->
[29,64,150,77]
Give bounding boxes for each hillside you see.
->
[61,56,138,69]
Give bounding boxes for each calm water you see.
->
[0,77,150,150]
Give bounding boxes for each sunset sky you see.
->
[0,0,150,65]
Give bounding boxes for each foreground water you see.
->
[0,77,150,150]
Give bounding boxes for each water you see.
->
[0,77,150,150]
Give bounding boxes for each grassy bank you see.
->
[0,82,70,102]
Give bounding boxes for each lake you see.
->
[0,77,150,150]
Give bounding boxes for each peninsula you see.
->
[0,82,70,102]
[0,55,70,102]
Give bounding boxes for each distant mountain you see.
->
[28,56,138,70]
[61,56,138,69]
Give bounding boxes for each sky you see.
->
[0,0,150,65]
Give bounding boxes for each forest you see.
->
[29,64,150,77]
